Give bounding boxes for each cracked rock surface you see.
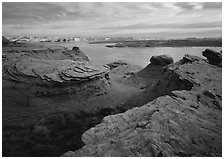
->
[63,52,222,157]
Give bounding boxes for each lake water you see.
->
[48,42,222,67]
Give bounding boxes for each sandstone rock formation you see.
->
[150,54,174,66]
[2,42,147,157]
[202,49,222,66]
[137,54,173,78]
[3,43,110,99]
[63,51,222,157]
[4,57,108,84]
[124,55,173,90]
[3,43,107,85]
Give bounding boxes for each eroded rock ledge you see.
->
[63,51,222,157]
[5,57,108,84]
[3,44,109,86]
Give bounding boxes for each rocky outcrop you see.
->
[2,36,10,46]
[150,54,174,66]
[3,43,110,98]
[4,57,109,85]
[64,90,221,157]
[63,51,222,157]
[202,49,222,66]
[3,43,107,85]
[106,60,128,69]
[125,54,173,91]
[63,46,89,61]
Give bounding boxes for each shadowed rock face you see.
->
[2,36,10,46]
[63,51,222,157]
[123,55,173,90]
[2,43,142,157]
[137,54,173,79]
[202,49,222,66]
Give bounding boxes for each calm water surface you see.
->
[49,42,222,67]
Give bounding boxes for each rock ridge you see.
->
[63,50,222,157]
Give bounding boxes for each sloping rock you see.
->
[202,49,222,66]
[150,55,174,66]
[63,92,221,157]
[63,52,222,157]
[2,36,10,46]
[120,55,173,89]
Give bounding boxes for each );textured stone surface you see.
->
[63,52,222,157]
[202,49,222,66]
[150,54,174,66]
[4,57,109,84]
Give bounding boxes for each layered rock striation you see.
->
[5,57,108,84]
[3,43,108,85]
[3,42,110,100]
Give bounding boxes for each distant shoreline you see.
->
[89,38,222,48]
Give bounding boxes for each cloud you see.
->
[2,2,222,38]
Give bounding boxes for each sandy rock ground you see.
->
[2,40,222,157]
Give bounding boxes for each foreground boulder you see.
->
[63,51,222,157]
[150,55,173,66]
[202,49,222,66]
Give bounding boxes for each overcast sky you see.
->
[2,2,222,38]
